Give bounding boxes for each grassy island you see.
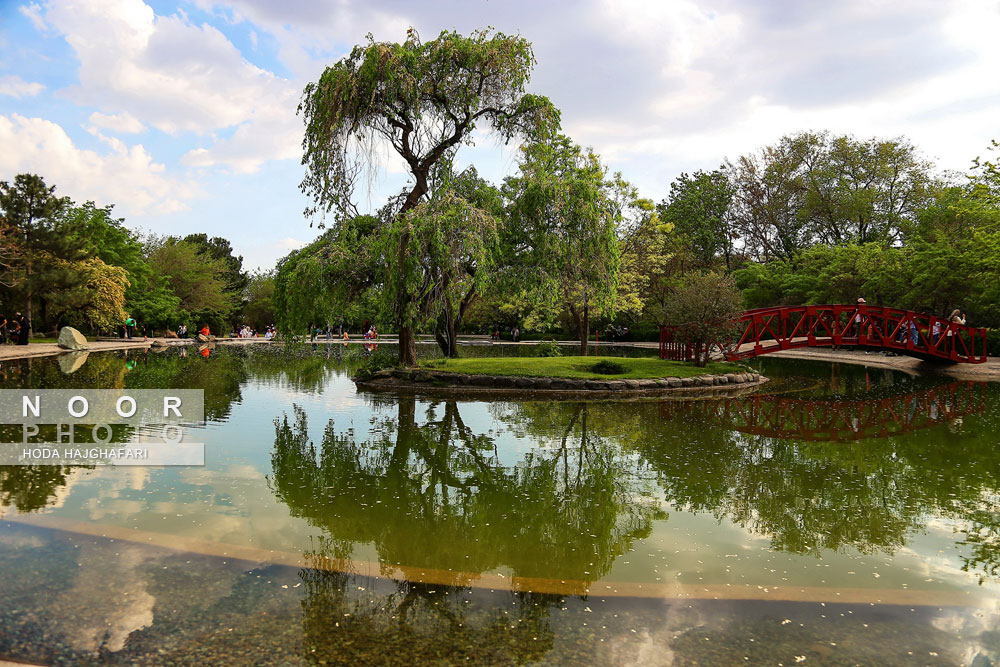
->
[420,356,741,380]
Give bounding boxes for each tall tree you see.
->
[299,28,560,365]
[147,238,236,318]
[658,169,735,269]
[503,135,622,354]
[0,174,68,333]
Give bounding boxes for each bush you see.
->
[590,360,626,375]
[535,339,562,357]
[987,328,1000,357]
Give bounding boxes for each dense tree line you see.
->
[278,26,1000,361]
[0,174,275,338]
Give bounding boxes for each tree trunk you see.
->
[24,259,32,337]
[398,326,418,366]
[578,292,590,356]
[446,303,458,358]
[433,318,449,357]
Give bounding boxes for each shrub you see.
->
[535,339,562,357]
[590,360,626,375]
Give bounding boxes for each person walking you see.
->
[325,321,333,342]
[16,312,29,345]
[124,313,136,339]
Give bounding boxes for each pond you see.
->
[1,345,999,665]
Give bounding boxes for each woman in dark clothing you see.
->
[16,313,29,345]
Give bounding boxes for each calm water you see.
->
[1,345,999,665]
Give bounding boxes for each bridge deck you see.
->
[661,304,989,364]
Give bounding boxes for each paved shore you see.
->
[1,337,997,381]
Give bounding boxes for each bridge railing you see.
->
[661,304,989,363]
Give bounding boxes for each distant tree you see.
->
[242,270,276,330]
[147,238,236,316]
[727,141,809,261]
[0,174,68,332]
[299,28,560,365]
[664,271,743,366]
[182,233,248,294]
[658,169,735,269]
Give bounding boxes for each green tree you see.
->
[182,233,247,294]
[502,135,623,354]
[147,237,236,321]
[663,271,743,366]
[299,28,560,365]
[0,173,68,332]
[658,169,734,269]
[241,270,276,330]
[273,215,383,335]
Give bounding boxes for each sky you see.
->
[2,0,1000,271]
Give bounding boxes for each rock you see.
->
[493,376,516,388]
[413,371,434,383]
[725,373,736,383]
[57,350,89,374]
[636,379,659,389]
[196,333,213,343]
[514,377,534,388]
[549,379,570,390]
[699,376,715,386]
[585,380,608,390]
[667,378,683,388]
[533,378,553,389]
[566,379,588,390]
[605,381,626,390]
[165,329,179,338]
[373,369,394,379]
[57,326,88,351]
[681,377,695,387]
[150,339,167,348]
[469,375,491,386]
[714,375,728,385]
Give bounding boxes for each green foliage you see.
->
[147,237,237,317]
[534,339,562,357]
[501,135,623,350]
[659,169,734,268]
[590,360,625,374]
[664,271,744,366]
[273,216,382,334]
[299,28,559,222]
[421,356,738,379]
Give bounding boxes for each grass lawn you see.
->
[421,356,742,380]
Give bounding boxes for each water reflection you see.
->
[270,397,664,586]
[659,380,985,441]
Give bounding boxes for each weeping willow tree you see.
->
[298,28,560,365]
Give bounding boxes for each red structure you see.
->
[657,380,985,442]
[660,304,989,364]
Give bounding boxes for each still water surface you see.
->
[1,345,999,665]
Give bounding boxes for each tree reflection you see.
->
[271,398,666,665]
[270,397,664,583]
[498,383,1000,583]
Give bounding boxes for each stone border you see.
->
[356,368,767,396]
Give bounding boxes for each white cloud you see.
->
[42,0,301,172]
[87,111,145,133]
[0,74,45,98]
[18,2,48,31]
[275,237,306,251]
[0,113,200,215]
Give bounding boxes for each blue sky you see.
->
[2,0,1000,270]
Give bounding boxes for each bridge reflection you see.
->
[659,380,986,441]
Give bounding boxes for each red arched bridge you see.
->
[660,304,989,364]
